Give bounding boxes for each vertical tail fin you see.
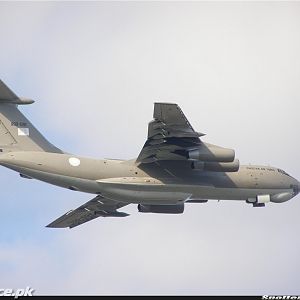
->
[0,80,62,153]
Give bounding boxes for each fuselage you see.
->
[0,151,299,206]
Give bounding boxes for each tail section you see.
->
[0,80,62,153]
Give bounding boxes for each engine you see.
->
[138,204,184,214]
[188,143,235,162]
[191,159,240,172]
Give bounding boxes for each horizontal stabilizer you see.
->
[0,79,62,153]
[0,80,34,105]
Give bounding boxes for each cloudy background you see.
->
[0,1,299,295]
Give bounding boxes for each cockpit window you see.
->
[277,169,291,177]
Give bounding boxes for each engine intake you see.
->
[138,204,184,214]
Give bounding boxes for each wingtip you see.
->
[45,222,67,229]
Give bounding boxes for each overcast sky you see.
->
[0,1,300,295]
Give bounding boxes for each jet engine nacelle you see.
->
[188,143,235,163]
[192,159,240,172]
[138,204,184,214]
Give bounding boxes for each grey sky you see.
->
[0,1,299,295]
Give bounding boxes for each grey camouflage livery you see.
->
[0,80,299,228]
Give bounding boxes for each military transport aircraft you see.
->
[0,80,298,228]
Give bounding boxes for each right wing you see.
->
[46,195,129,229]
[136,103,237,170]
[136,103,205,163]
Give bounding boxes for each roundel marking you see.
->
[68,157,81,167]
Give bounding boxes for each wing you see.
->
[46,195,129,229]
[136,103,205,163]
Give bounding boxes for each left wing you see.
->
[46,195,129,229]
[136,103,205,163]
